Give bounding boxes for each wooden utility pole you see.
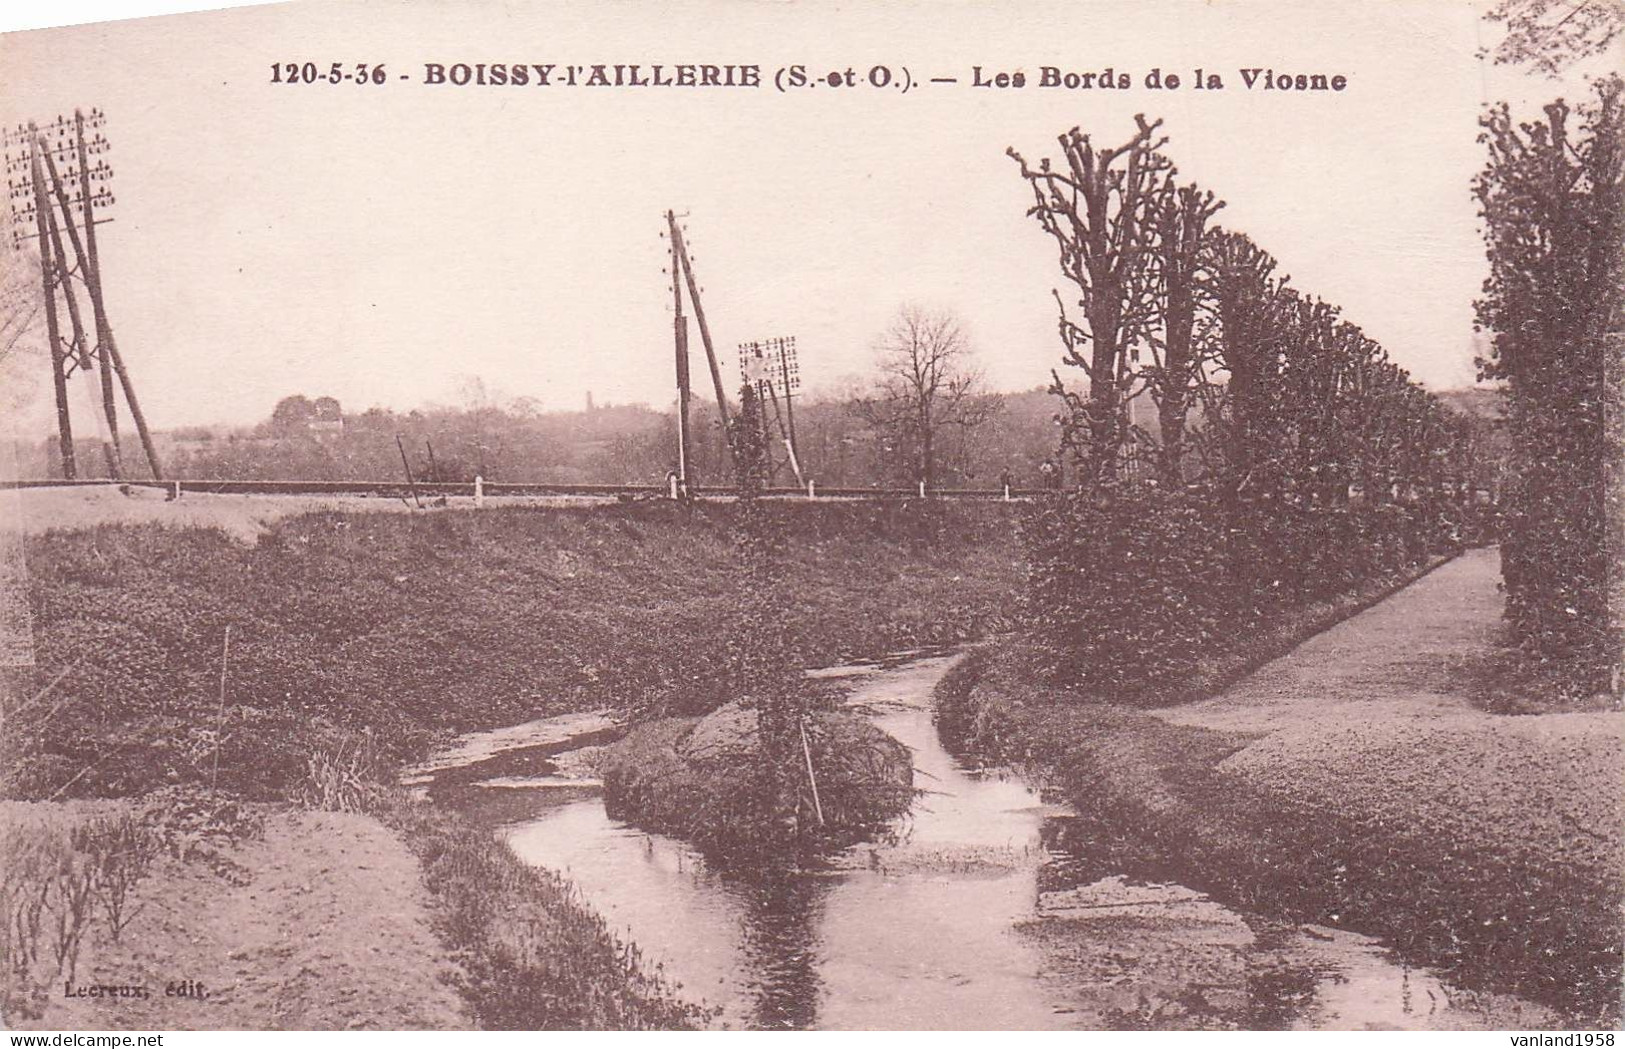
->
[668,216,732,442]
[6,112,164,481]
[41,161,119,479]
[667,210,692,490]
[759,377,805,486]
[59,111,162,480]
[77,113,121,465]
[29,146,74,479]
[777,337,800,456]
[40,134,120,478]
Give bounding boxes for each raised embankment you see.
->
[7,497,1021,800]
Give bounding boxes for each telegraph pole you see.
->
[76,111,119,458]
[668,218,731,434]
[41,165,119,478]
[5,110,163,480]
[740,337,805,486]
[67,109,161,480]
[667,210,691,491]
[27,146,74,479]
[776,335,800,456]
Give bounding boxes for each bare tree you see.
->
[458,375,502,478]
[1010,116,1172,487]
[0,256,39,362]
[0,249,44,419]
[1484,0,1624,76]
[853,305,1001,489]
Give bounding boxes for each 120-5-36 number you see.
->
[270,62,389,84]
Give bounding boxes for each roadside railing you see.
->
[0,478,1047,501]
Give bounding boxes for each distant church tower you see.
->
[585,390,595,412]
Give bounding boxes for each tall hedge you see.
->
[1475,76,1624,691]
[1013,117,1476,696]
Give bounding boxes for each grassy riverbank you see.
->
[936,550,1624,1026]
[5,498,1019,801]
[1,497,1020,1028]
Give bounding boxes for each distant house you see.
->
[308,396,344,434]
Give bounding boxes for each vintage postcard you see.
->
[0,0,1620,1036]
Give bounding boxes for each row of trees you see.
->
[26,374,1047,491]
[1012,117,1486,692]
[1475,74,1623,692]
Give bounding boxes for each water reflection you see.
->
[731,873,830,1030]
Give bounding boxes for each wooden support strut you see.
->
[669,219,732,436]
[41,171,119,479]
[395,434,423,509]
[42,122,164,481]
[667,211,691,490]
[29,145,75,479]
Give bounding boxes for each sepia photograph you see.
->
[0,0,1620,1036]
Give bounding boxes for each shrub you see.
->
[1022,488,1228,697]
[1021,487,1448,700]
[601,705,914,864]
[294,728,387,813]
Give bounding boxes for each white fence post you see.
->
[918,479,926,499]
[807,479,816,500]
[172,480,182,501]
[474,475,484,508]
[1003,483,1011,502]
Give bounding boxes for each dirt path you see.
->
[19,809,469,1031]
[0,485,631,542]
[1161,547,1623,924]
[1162,548,1508,735]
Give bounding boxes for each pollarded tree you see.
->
[1010,116,1173,487]
[852,305,1001,489]
[1145,181,1224,486]
[1200,230,1294,496]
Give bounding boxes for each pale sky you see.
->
[0,0,1612,431]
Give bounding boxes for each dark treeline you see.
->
[26,386,1087,490]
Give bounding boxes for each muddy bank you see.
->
[3,801,468,1030]
[936,634,1624,1025]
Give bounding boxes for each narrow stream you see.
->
[412,652,1556,1030]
